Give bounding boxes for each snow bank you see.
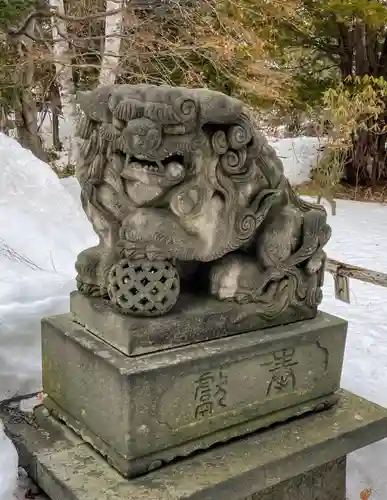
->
[0,421,18,500]
[0,134,96,401]
[0,135,92,276]
[268,136,321,185]
[61,176,82,204]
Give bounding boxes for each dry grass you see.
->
[52,163,76,178]
[360,488,372,499]
[296,181,387,204]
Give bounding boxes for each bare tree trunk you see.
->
[345,127,387,186]
[99,0,124,85]
[371,131,387,184]
[14,99,47,161]
[0,108,10,135]
[354,23,369,76]
[50,83,62,151]
[49,0,77,166]
[337,23,387,186]
[11,20,47,162]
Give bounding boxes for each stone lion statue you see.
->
[74,84,330,318]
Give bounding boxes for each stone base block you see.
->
[247,457,346,500]
[70,290,317,356]
[3,391,387,500]
[41,312,347,478]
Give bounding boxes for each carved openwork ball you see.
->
[107,259,180,316]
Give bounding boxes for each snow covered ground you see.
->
[1,133,386,499]
[269,135,322,185]
[316,199,387,500]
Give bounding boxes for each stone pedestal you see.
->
[41,310,346,478]
[70,291,318,356]
[247,458,347,500]
[3,390,387,500]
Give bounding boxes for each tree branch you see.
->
[8,7,126,37]
[280,20,341,57]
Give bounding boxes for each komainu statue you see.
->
[75,84,331,318]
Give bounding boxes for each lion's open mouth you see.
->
[125,153,185,174]
[121,153,186,186]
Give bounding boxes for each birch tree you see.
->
[49,0,77,165]
[99,0,124,86]
[0,0,296,164]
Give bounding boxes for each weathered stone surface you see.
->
[247,457,346,500]
[75,84,331,318]
[0,404,83,478]
[70,290,317,355]
[3,390,387,499]
[41,312,347,477]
